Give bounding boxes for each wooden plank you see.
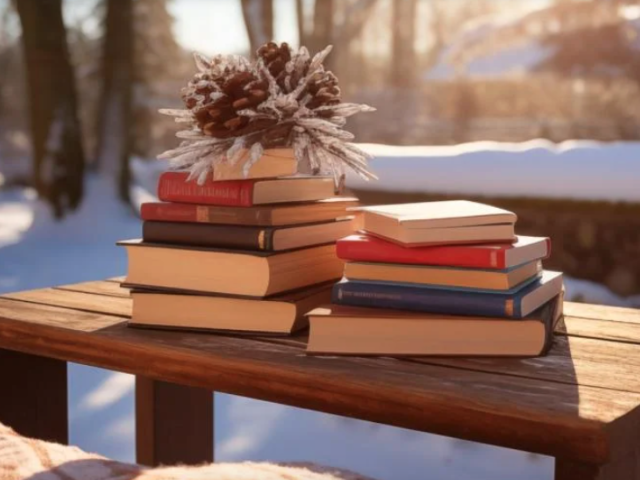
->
[3,288,131,317]
[555,447,640,479]
[0,297,636,462]
[136,377,213,466]
[560,316,640,344]
[0,349,68,443]
[56,280,130,298]
[564,303,640,325]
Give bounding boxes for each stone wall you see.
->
[351,189,640,298]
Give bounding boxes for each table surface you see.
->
[1,278,640,466]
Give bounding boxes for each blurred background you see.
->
[1,1,639,479]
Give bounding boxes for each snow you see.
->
[0,140,639,478]
[351,140,640,202]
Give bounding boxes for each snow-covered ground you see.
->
[1,140,638,479]
[355,140,640,202]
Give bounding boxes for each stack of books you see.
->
[119,148,358,335]
[306,200,565,357]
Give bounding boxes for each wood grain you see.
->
[4,288,131,317]
[564,302,640,325]
[56,280,130,298]
[2,283,640,468]
[0,349,68,444]
[136,377,213,466]
[0,295,634,463]
[555,447,640,479]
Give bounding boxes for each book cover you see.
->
[306,294,563,357]
[140,198,359,226]
[157,172,256,206]
[142,219,353,251]
[337,234,551,269]
[352,200,517,229]
[332,270,563,319]
[143,221,275,250]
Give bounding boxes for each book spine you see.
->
[332,281,517,318]
[142,221,273,250]
[336,238,504,269]
[140,203,270,225]
[141,203,199,222]
[157,172,255,206]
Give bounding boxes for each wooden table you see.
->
[0,279,639,479]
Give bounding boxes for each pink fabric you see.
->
[0,423,374,480]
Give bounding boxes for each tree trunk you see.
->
[16,0,85,218]
[310,0,334,54]
[390,0,417,88]
[95,0,133,202]
[295,0,307,47]
[241,0,274,57]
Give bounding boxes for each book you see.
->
[211,148,296,181]
[343,260,542,291]
[157,172,335,206]
[140,197,359,226]
[142,218,356,251]
[332,270,564,319]
[130,282,333,335]
[118,240,344,297]
[337,234,550,269]
[306,294,564,357]
[352,200,516,246]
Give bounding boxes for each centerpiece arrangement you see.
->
[118,40,564,359]
[118,41,373,335]
[157,41,378,186]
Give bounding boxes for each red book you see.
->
[158,172,254,206]
[157,172,335,207]
[336,234,551,270]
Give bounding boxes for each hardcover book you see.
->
[211,148,297,181]
[143,218,356,251]
[306,293,564,357]
[141,197,359,226]
[119,240,344,297]
[332,270,564,319]
[337,234,550,269]
[351,200,517,246]
[157,172,335,206]
[130,282,333,335]
[343,260,542,291]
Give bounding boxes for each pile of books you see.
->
[118,149,358,335]
[306,200,565,357]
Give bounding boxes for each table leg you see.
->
[135,376,214,466]
[555,451,640,480]
[0,349,68,443]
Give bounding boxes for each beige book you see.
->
[306,294,563,357]
[351,200,517,246]
[119,240,344,297]
[344,260,542,291]
[213,148,297,181]
[130,283,333,335]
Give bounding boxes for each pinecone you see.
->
[182,57,276,139]
[258,41,341,110]
[257,41,293,90]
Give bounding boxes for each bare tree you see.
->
[390,0,417,88]
[241,0,274,56]
[95,0,133,202]
[16,0,85,218]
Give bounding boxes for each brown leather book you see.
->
[142,218,356,251]
[141,197,359,226]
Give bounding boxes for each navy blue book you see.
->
[332,270,563,319]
